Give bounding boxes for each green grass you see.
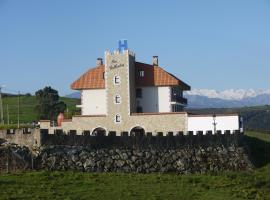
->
[245,131,270,142]
[0,168,269,200]
[0,131,270,200]
[1,95,78,123]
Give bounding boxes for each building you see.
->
[40,41,241,135]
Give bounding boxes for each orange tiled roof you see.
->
[71,65,105,89]
[71,62,190,90]
[135,62,190,90]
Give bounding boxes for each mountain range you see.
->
[185,89,270,108]
[66,89,270,108]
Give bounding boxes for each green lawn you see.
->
[0,131,270,200]
[245,131,270,142]
[1,95,78,124]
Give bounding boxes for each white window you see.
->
[115,94,121,104]
[114,75,120,85]
[115,114,121,123]
[139,70,144,77]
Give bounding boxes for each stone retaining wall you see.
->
[36,144,253,173]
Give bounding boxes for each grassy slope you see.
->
[0,132,270,200]
[2,96,78,123]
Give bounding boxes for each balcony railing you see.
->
[171,96,187,105]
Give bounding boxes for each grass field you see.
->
[0,131,270,200]
[1,95,78,124]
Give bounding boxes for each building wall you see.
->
[188,115,239,134]
[158,87,171,112]
[138,87,158,112]
[105,50,135,127]
[137,87,171,113]
[81,89,107,115]
[42,112,188,135]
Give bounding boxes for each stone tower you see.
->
[105,49,136,130]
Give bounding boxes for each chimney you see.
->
[152,56,158,66]
[96,58,103,66]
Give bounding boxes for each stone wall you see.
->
[0,132,254,173]
[37,133,253,173]
[36,141,253,173]
[0,129,40,148]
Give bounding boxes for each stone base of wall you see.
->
[36,144,253,173]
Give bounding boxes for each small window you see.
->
[114,75,120,84]
[115,114,121,123]
[139,70,144,77]
[136,88,142,98]
[172,104,183,112]
[115,94,121,104]
[136,106,143,113]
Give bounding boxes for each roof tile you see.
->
[71,62,190,90]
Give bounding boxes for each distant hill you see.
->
[1,95,78,123]
[65,92,80,99]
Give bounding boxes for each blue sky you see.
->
[1,0,270,95]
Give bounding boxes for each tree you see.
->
[35,86,66,121]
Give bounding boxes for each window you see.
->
[115,94,121,104]
[114,75,120,85]
[172,87,183,97]
[115,114,121,123]
[139,70,144,77]
[136,88,142,98]
[172,104,183,112]
[136,106,143,113]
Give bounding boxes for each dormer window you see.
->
[139,70,144,77]
[114,75,120,85]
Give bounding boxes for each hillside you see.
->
[1,95,78,123]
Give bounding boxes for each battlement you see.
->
[0,128,41,148]
[105,49,135,57]
[0,128,243,149]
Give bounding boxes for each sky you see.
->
[1,0,270,96]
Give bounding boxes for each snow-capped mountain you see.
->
[185,89,270,108]
[186,89,270,101]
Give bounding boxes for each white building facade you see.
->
[40,41,242,135]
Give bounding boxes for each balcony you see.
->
[171,95,187,105]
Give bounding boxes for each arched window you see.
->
[115,114,121,123]
[114,75,120,85]
[115,94,121,104]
